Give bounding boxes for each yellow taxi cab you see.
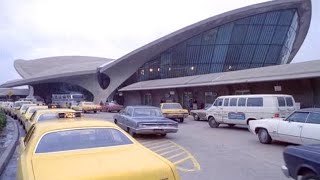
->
[17,104,37,122]
[17,112,180,180]
[10,101,32,119]
[71,101,101,113]
[160,103,189,123]
[21,106,48,128]
[24,108,75,132]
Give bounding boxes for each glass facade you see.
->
[137,9,298,81]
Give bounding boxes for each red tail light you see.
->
[274,113,279,118]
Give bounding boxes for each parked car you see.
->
[25,108,75,132]
[10,101,32,119]
[160,103,189,123]
[207,94,297,128]
[249,108,320,144]
[190,106,210,121]
[114,106,178,137]
[282,144,320,180]
[72,101,101,113]
[101,102,123,112]
[21,106,48,128]
[17,112,180,180]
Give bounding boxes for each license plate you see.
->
[154,129,164,133]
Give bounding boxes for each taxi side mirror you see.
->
[19,137,25,151]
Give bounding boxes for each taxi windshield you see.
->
[162,103,182,109]
[35,128,133,153]
[133,108,163,117]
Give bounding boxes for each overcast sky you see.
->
[0,0,319,85]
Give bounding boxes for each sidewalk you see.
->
[0,118,19,176]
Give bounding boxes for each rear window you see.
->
[238,98,246,106]
[35,128,132,153]
[285,97,294,107]
[247,98,263,107]
[37,113,60,122]
[306,112,320,124]
[230,98,237,106]
[162,103,182,109]
[277,97,285,107]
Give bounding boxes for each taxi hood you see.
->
[31,145,176,180]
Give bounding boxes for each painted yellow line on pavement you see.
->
[167,151,186,160]
[138,139,201,173]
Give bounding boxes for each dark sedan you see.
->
[113,106,178,137]
[282,145,320,180]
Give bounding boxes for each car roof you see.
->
[127,106,159,109]
[296,108,320,113]
[161,103,181,105]
[35,108,75,114]
[218,94,293,98]
[34,119,118,133]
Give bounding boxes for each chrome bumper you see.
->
[134,127,178,134]
[281,165,290,178]
[164,114,188,119]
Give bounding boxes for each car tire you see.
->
[208,117,219,128]
[160,133,167,137]
[94,111,97,113]
[301,172,319,180]
[228,124,235,128]
[128,128,136,137]
[179,118,184,123]
[258,129,272,144]
[194,114,200,121]
[114,119,117,124]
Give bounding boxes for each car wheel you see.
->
[301,172,319,180]
[94,111,97,113]
[194,114,200,121]
[258,129,272,144]
[160,133,167,137]
[208,117,219,128]
[179,118,184,123]
[228,124,235,128]
[114,119,117,124]
[128,128,136,137]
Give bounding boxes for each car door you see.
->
[277,112,309,144]
[209,98,223,122]
[123,107,133,129]
[301,112,320,144]
[117,107,128,128]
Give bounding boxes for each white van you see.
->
[206,94,297,128]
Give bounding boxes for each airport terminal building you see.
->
[2,0,319,108]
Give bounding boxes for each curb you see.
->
[0,117,20,175]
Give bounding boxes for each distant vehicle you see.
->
[114,106,178,137]
[160,103,189,123]
[10,101,32,119]
[17,104,38,122]
[51,93,84,108]
[101,101,123,112]
[249,108,320,144]
[282,144,320,180]
[71,101,101,113]
[190,106,211,121]
[19,96,44,104]
[206,94,297,128]
[21,106,48,128]
[25,108,75,132]
[17,112,180,180]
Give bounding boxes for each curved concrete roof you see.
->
[15,56,113,79]
[100,0,311,74]
[96,0,311,100]
[1,56,114,88]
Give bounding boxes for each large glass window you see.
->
[137,9,298,81]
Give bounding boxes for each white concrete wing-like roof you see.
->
[1,56,113,88]
[119,60,320,91]
[14,56,113,78]
[99,0,311,97]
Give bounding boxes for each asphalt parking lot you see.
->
[1,112,291,180]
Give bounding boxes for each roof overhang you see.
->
[119,59,320,91]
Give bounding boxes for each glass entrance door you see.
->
[144,93,152,106]
[183,92,193,110]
